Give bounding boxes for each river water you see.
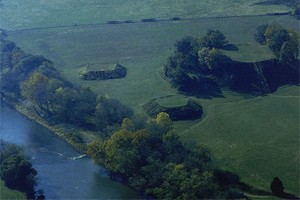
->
[0,102,138,199]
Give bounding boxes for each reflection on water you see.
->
[0,101,138,199]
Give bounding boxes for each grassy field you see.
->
[177,86,299,195]
[2,1,299,196]
[0,0,295,30]
[0,180,26,200]
[7,15,298,108]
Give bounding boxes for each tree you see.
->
[13,55,49,78]
[278,31,299,64]
[266,28,289,57]
[199,29,228,49]
[256,23,299,64]
[270,177,284,196]
[87,141,106,165]
[104,129,141,176]
[95,96,132,130]
[87,112,243,199]
[121,118,135,131]
[175,36,199,55]
[164,31,229,97]
[198,47,225,70]
[151,164,218,199]
[0,141,37,199]
[54,86,96,125]
[155,112,172,132]
[21,72,63,115]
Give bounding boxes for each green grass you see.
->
[0,0,294,30]
[176,86,299,195]
[0,180,26,200]
[223,43,274,62]
[3,2,299,197]
[156,94,188,107]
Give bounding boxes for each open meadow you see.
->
[1,0,299,196]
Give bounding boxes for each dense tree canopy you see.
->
[255,23,299,64]
[95,96,133,131]
[87,113,243,199]
[54,86,97,125]
[21,72,63,115]
[1,38,132,133]
[198,47,226,71]
[199,29,228,49]
[164,30,229,97]
[0,140,37,199]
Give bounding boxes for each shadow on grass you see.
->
[179,76,224,99]
[226,59,300,95]
[262,59,300,92]
[239,182,300,200]
[222,44,239,51]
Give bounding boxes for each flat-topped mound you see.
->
[83,63,117,71]
[222,44,274,63]
[156,95,189,107]
[79,63,127,80]
[143,95,203,121]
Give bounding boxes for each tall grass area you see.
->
[4,8,300,197]
[0,180,26,200]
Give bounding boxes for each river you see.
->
[0,102,138,199]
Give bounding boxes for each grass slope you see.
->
[0,180,26,200]
[177,86,299,195]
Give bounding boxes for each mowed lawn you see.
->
[5,10,300,197]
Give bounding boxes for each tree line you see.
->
[87,113,244,199]
[0,37,132,140]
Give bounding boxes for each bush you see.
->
[0,141,37,199]
[199,29,228,49]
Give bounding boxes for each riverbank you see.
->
[1,93,92,154]
[0,180,26,200]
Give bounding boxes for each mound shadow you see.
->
[225,59,300,95]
